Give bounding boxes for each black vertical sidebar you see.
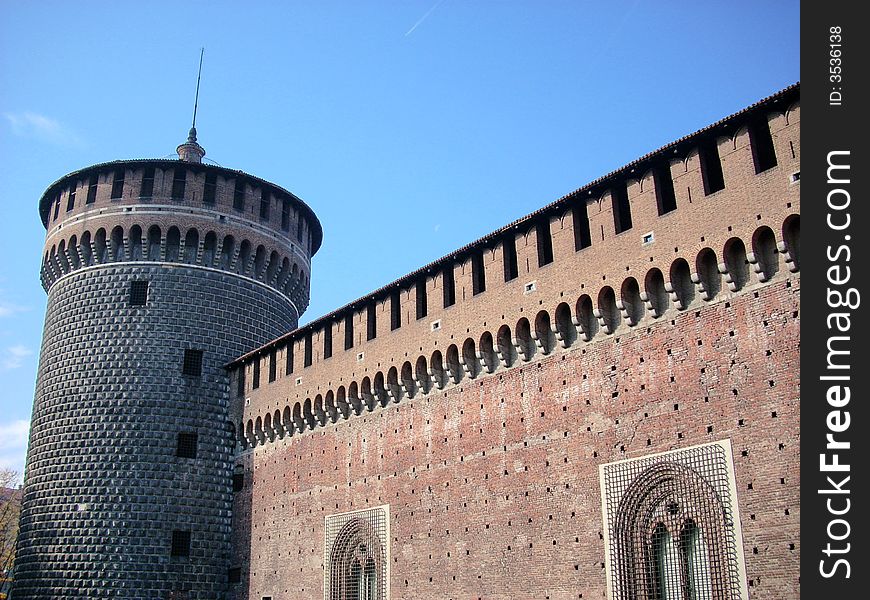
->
[801,2,869,597]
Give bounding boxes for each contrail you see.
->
[405,0,446,36]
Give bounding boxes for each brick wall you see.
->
[230,274,799,600]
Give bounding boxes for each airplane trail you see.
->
[405,0,447,37]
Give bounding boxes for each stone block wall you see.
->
[14,264,297,599]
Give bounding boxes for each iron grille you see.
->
[324,505,389,600]
[599,440,748,600]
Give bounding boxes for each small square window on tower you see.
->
[182,349,203,377]
[129,280,149,306]
[170,530,191,557]
[228,566,242,584]
[176,432,198,459]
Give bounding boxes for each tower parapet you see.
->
[38,156,320,316]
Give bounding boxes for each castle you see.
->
[14,84,800,600]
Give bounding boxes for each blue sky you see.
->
[0,1,799,480]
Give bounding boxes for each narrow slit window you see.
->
[654,164,677,215]
[416,280,428,319]
[503,235,519,281]
[304,333,313,367]
[699,140,725,195]
[66,182,77,212]
[53,194,60,221]
[111,169,125,199]
[344,313,354,350]
[612,183,633,234]
[472,252,486,294]
[181,349,203,377]
[281,200,291,231]
[536,220,554,265]
[171,169,186,200]
[268,349,277,382]
[572,203,592,250]
[297,217,304,243]
[367,304,377,340]
[748,116,778,173]
[170,530,191,557]
[232,474,244,493]
[203,172,217,204]
[129,280,148,306]
[390,293,401,330]
[285,343,294,375]
[443,266,456,308]
[86,175,98,204]
[236,366,246,397]
[323,324,333,359]
[140,167,155,198]
[259,189,270,220]
[252,358,260,389]
[175,432,198,459]
[233,179,245,211]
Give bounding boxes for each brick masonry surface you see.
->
[231,275,800,600]
[14,264,297,599]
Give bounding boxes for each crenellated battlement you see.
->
[37,159,323,313]
[228,84,799,450]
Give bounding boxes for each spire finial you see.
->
[190,47,204,141]
[178,48,206,163]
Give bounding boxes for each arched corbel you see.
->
[664,282,684,311]
[745,251,768,283]
[639,291,660,318]
[593,308,612,335]
[777,240,799,273]
[572,315,592,342]
[691,272,714,301]
[615,300,636,327]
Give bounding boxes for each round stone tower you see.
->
[14,133,321,599]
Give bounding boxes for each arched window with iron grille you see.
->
[325,507,389,600]
[600,441,748,600]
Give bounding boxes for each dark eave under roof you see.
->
[38,158,323,255]
[223,81,799,368]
